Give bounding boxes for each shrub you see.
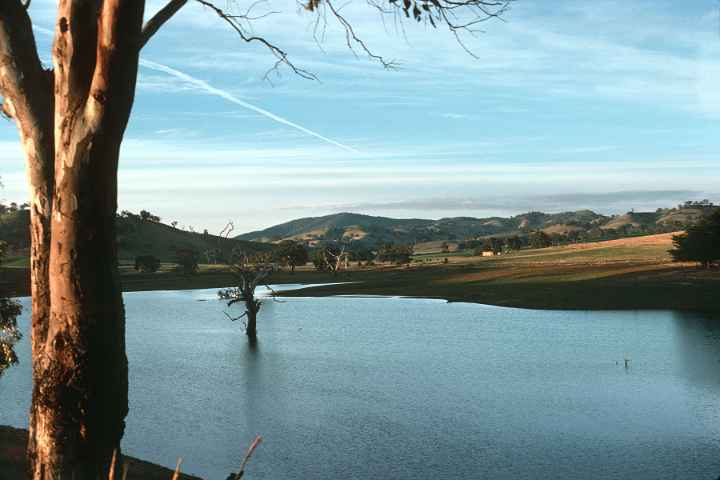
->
[669,210,720,268]
[134,255,160,273]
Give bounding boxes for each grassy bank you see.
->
[2,233,718,312]
[279,233,720,311]
[0,426,201,480]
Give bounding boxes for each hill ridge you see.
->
[235,205,717,246]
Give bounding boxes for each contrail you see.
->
[31,25,360,154]
[140,59,361,154]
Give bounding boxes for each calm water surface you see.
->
[2,289,720,479]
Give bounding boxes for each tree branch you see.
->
[0,0,54,215]
[86,0,144,134]
[140,0,188,49]
[0,0,49,122]
[194,0,318,80]
[308,0,512,67]
[53,0,100,115]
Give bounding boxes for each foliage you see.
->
[139,209,161,223]
[175,248,199,274]
[312,243,348,274]
[504,235,523,252]
[274,240,309,272]
[482,237,503,253]
[134,255,160,273]
[0,241,22,378]
[529,231,552,249]
[349,247,375,262]
[312,249,330,272]
[669,211,720,268]
[0,204,30,250]
[377,243,413,264]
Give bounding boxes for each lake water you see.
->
[2,289,720,479]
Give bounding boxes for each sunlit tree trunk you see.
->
[1,0,511,476]
[2,1,144,477]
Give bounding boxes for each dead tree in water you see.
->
[0,0,511,475]
[219,253,275,340]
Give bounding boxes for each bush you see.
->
[669,211,720,268]
[0,241,22,378]
[134,255,160,273]
[175,249,199,275]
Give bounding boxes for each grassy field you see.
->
[279,233,720,312]
[2,233,718,312]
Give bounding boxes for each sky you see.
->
[1,0,719,233]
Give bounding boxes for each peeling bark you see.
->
[2,1,144,478]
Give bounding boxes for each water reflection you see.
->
[2,293,720,479]
[239,337,262,436]
[671,311,720,387]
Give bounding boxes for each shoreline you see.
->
[0,426,202,480]
[4,263,719,314]
[3,233,718,313]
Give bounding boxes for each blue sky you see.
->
[1,0,719,233]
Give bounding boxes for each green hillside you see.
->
[236,212,435,243]
[3,202,717,262]
[236,204,717,247]
[115,213,272,262]
[0,208,271,263]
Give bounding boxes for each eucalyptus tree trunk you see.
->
[1,1,144,478]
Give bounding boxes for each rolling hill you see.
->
[3,202,716,261]
[236,205,718,247]
[0,209,271,263]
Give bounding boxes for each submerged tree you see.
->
[219,253,276,340]
[0,0,511,476]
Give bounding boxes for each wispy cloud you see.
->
[138,59,361,154]
[308,190,711,216]
[440,113,472,120]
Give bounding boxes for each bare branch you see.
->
[304,0,512,67]
[224,311,248,322]
[219,221,235,239]
[194,0,318,80]
[0,0,50,124]
[140,0,189,49]
[324,1,399,69]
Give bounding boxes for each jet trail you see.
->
[139,59,361,154]
[31,26,360,154]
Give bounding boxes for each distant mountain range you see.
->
[2,202,716,262]
[236,203,717,247]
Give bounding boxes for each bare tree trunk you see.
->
[29,138,129,479]
[246,307,258,339]
[17,2,144,477]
